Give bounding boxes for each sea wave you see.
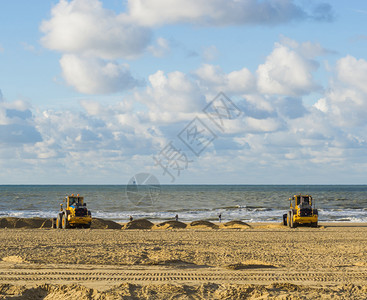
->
[1,207,366,223]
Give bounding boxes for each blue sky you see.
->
[1,0,367,184]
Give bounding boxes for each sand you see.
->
[0,217,123,230]
[0,221,366,299]
[153,220,187,230]
[122,219,154,230]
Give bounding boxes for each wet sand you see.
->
[0,222,366,299]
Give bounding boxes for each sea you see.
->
[0,185,367,223]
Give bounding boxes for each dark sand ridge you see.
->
[0,218,252,230]
[0,217,52,229]
[188,220,219,229]
[121,219,154,230]
[124,219,252,230]
[152,220,187,229]
[221,220,252,229]
[0,217,122,230]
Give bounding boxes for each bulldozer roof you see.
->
[66,194,84,199]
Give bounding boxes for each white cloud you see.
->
[313,97,328,113]
[33,103,164,164]
[246,116,285,133]
[60,54,142,94]
[195,64,256,93]
[203,45,219,61]
[40,0,151,59]
[279,36,333,59]
[336,55,367,94]
[257,42,320,96]
[0,99,41,145]
[314,55,367,128]
[195,64,224,86]
[39,1,333,96]
[135,70,206,123]
[39,1,335,97]
[40,0,152,95]
[227,68,256,93]
[0,99,33,125]
[126,0,333,27]
[244,94,275,114]
[148,37,170,57]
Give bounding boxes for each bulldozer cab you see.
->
[66,195,84,208]
[290,195,312,209]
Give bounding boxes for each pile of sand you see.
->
[0,217,121,230]
[0,217,52,229]
[221,220,251,229]
[0,283,366,299]
[153,220,187,230]
[91,218,122,229]
[189,220,218,229]
[226,260,277,270]
[122,219,154,230]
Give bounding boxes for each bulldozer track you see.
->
[0,269,366,285]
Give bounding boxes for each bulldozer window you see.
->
[70,198,77,206]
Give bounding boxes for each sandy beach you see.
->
[0,220,366,299]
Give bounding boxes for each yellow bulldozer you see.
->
[283,194,318,228]
[53,194,92,229]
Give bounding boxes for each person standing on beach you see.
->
[219,214,222,223]
[129,216,133,222]
[175,214,178,221]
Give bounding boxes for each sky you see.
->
[1,0,367,185]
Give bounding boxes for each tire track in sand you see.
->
[0,267,366,285]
